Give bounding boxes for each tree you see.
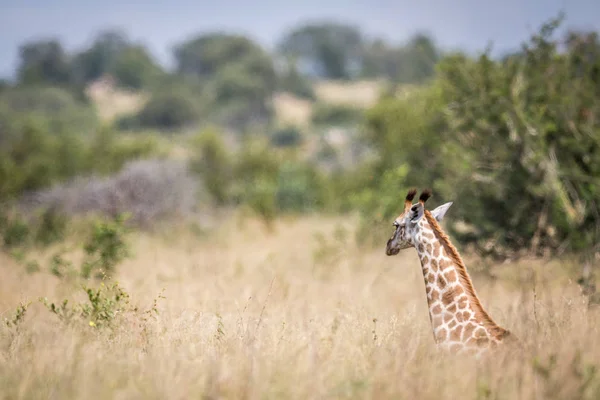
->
[17,40,72,86]
[359,33,440,83]
[71,30,162,89]
[110,45,162,90]
[0,86,98,135]
[190,128,233,205]
[275,56,315,99]
[433,15,600,257]
[356,15,600,259]
[360,39,394,78]
[174,33,274,82]
[134,91,200,130]
[277,22,364,80]
[397,33,440,83]
[0,80,9,93]
[71,30,129,84]
[174,33,277,130]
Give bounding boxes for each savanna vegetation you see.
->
[1,13,600,399]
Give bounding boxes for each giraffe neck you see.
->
[414,211,510,350]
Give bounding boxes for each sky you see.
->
[1,0,599,79]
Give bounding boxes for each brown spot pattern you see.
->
[454,325,463,338]
[436,327,448,342]
[450,327,462,341]
[444,270,457,282]
[422,231,435,240]
[427,273,435,284]
[442,289,456,306]
[437,275,447,289]
[462,323,476,340]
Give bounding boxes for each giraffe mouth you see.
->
[385,238,400,256]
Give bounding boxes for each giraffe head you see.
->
[385,189,453,256]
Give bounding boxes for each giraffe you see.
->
[385,188,514,355]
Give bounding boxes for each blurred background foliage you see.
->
[0,13,599,266]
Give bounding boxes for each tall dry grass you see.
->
[1,214,599,399]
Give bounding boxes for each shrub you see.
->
[81,214,131,279]
[0,206,67,249]
[41,281,132,328]
[276,161,327,212]
[312,102,363,126]
[270,125,304,148]
[133,91,200,130]
[356,16,600,260]
[276,60,315,100]
[0,86,98,135]
[0,120,158,203]
[34,206,68,246]
[230,138,280,224]
[84,127,160,175]
[189,129,233,205]
[22,159,198,227]
[109,45,163,90]
[1,216,30,248]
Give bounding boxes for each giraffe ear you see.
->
[431,202,453,222]
[409,203,424,223]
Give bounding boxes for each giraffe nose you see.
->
[386,239,399,256]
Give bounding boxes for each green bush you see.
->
[190,130,332,221]
[34,207,68,246]
[41,281,132,328]
[133,91,200,130]
[0,120,158,202]
[84,127,160,175]
[312,102,363,126]
[81,214,131,279]
[189,128,233,205]
[276,161,328,212]
[1,216,30,248]
[0,86,98,135]
[0,206,67,251]
[109,46,163,90]
[355,15,600,258]
[276,58,315,100]
[174,33,276,131]
[270,125,304,148]
[230,138,280,224]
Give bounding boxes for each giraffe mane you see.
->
[423,210,511,340]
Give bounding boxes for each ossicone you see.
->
[405,188,417,202]
[419,189,432,204]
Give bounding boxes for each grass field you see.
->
[1,214,599,399]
